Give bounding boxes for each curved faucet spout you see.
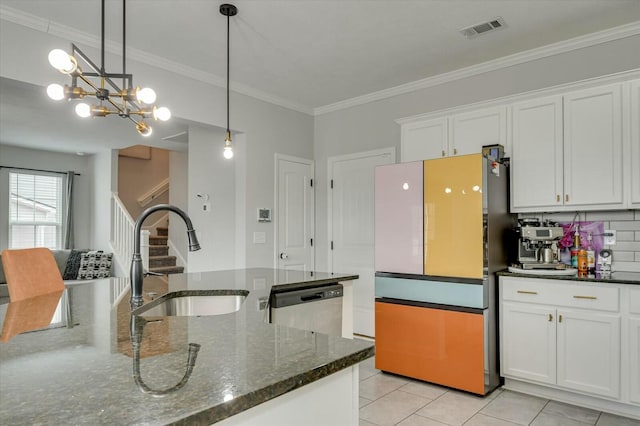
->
[130,315,201,397]
[130,204,201,308]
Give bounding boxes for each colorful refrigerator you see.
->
[374,153,513,395]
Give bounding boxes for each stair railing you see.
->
[110,193,149,275]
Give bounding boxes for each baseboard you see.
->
[503,378,640,420]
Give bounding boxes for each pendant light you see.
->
[221,4,237,159]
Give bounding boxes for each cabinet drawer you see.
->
[501,278,619,312]
[630,288,640,315]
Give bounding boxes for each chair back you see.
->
[1,248,65,302]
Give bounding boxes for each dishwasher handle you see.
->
[271,283,343,309]
[301,293,323,302]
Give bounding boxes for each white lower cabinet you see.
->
[629,317,640,405]
[500,277,625,404]
[630,288,640,405]
[556,309,620,398]
[501,303,556,384]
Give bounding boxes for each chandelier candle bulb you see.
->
[48,49,76,73]
[75,103,91,118]
[46,84,65,101]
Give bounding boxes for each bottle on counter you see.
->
[586,233,596,274]
[570,227,581,268]
[578,248,588,274]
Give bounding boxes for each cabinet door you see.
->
[450,107,507,157]
[375,301,485,394]
[401,118,448,162]
[374,162,423,274]
[629,317,640,404]
[501,302,556,385]
[556,309,620,398]
[563,85,623,208]
[510,96,564,211]
[631,80,640,207]
[423,154,483,279]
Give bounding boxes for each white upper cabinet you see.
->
[399,73,638,212]
[450,106,507,157]
[401,118,448,162]
[511,84,625,212]
[401,107,506,162]
[563,84,623,208]
[511,96,564,211]
[631,80,640,207]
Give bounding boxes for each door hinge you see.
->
[330,241,334,250]
[330,179,334,189]
[310,179,313,187]
[310,238,313,247]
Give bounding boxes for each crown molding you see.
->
[313,21,640,116]
[0,4,314,116]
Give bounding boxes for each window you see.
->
[8,171,64,249]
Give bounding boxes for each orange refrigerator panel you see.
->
[375,301,485,395]
[424,154,483,279]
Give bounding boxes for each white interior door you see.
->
[276,155,314,271]
[329,148,395,337]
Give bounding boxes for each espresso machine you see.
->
[512,219,565,269]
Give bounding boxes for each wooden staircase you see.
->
[148,226,184,275]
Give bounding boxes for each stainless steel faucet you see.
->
[130,204,201,308]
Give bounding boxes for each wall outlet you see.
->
[603,230,616,245]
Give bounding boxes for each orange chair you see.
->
[1,248,66,302]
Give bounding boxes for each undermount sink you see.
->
[132,290,249,317]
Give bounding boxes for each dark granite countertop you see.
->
[0,268,372,425]
[498,269,640,285]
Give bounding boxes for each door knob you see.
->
[280,253,288,259]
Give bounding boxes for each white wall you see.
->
[313,35,640,272]
[0,144,92,251]
[89,149,119,272]
[0,17,314,270]
[169,150,189,264]
[187,125,236,272]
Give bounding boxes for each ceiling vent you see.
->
[460,17,506,39]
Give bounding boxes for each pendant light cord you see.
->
[226,12,230,134]
[122,0,126,89]
[100,0,105,74]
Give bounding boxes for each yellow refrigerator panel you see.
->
[424,154,483,278]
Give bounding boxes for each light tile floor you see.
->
[358,357,640,426]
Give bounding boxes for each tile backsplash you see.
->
[519,210,640,272]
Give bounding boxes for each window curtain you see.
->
[63,171,75,249]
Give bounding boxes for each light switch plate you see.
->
[603,230,616,245]
[253,231,266,244]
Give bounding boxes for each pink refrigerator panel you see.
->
[375,161,424,274]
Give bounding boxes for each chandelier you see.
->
[46,0,170,137]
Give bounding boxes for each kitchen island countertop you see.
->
[0,268,372,425]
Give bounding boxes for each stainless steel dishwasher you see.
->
[270,284,343,336]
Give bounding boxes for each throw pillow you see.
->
[77,251,113,280]
[62,249,88,280]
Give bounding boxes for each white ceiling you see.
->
[1,0,640,153]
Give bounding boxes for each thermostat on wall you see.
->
[257,208,271,222]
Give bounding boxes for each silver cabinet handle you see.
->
[279,253,288,259]
[517,290,538,295]
[573,295,597,300]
